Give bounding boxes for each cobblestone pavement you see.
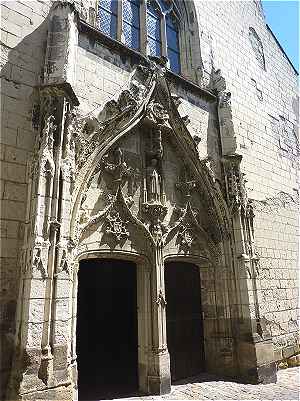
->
[106,367,299,401]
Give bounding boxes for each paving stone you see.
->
[107,368,299,401]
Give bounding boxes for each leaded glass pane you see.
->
[166,13,180,73]
[147,6,161,40]
[166,25,178,51]
[146,2,161,56]
[123,0,140,28]
[124,22,140,50]
[148,37,161,56]
[168,48,180,74]
[100,0,118,14]
[98,8,117,38]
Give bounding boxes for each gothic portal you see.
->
[8,56,277,400]
[3,1,298,401]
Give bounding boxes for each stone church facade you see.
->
[0,1,298,400]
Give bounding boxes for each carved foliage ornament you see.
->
[146,101,169,125]
[223,155,247,213]
[156,289,167,308]
[73,64,153,171]
[175,180,196,200]
[39,114,56,177]
[55,241,75,276]
[178,223,195,249]
[105,210,129,241]
[31,243,49,279]
[142,202,168,239]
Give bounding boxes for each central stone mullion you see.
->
[148,245,171,395]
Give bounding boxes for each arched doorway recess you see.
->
[77,258,138,400]
[165,261,205,382]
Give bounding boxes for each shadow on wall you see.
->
[0,11,49,399]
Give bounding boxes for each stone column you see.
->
[223,154,276,384]
[8,3,80,400]
[137,261,151,393]
[8,84,78,401]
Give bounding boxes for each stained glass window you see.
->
[96,0,181,74]
[123,0,140,50]
[166,14,180,74]
[146,2,162,57]
[98,0,118,39]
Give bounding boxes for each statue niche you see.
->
[146,158,161,202]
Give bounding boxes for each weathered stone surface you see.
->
[101,367,300,400]
[0,1,298,400]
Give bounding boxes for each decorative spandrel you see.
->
[105,210,129,241]
[177,223,195,249]
[79,143,142,224]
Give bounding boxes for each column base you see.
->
[147,350,171,395]
[148,375,171,395]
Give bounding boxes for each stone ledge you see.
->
[78,19,216,103]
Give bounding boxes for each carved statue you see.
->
[101,147,129,182]
[147,159,160,202]
[41,115,55,151]
[152,127,163,158]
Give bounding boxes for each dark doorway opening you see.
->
[77,259,138,400]
[165,261,205,382]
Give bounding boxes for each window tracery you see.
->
[97,0,181,73]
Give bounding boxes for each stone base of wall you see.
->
[7,383,73,401]
[21,384,73,401]
[277,353,300,369]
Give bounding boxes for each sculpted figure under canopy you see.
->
[147,158,160,202]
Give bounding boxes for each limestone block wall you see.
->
[0,2,299,398]
[193,0,299,360]
[0,2,55,396]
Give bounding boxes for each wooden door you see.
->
[77,259,138,400]
[165,261,205,381]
